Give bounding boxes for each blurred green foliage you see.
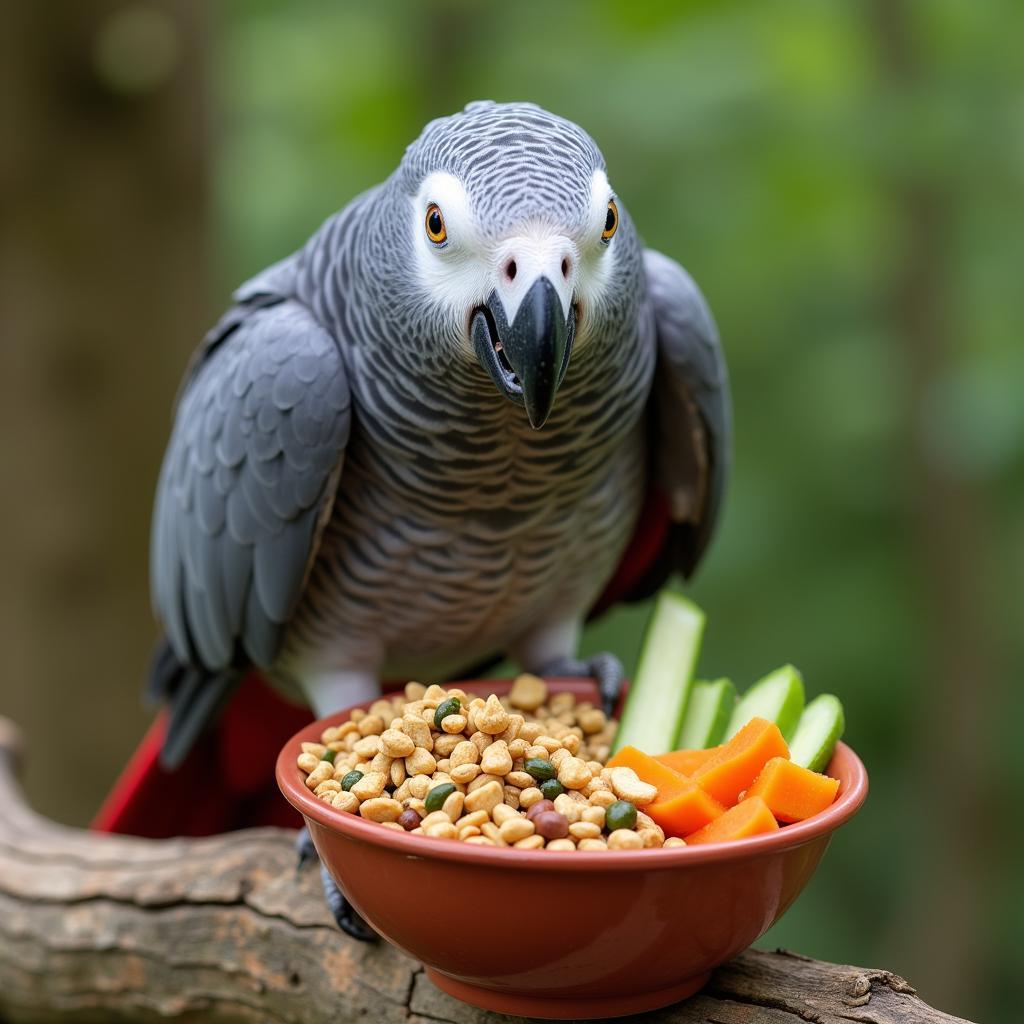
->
[214,1,1022,1018]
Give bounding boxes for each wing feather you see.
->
[151,299,351,672]
[644,249,732,578]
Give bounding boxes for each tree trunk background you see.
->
[0,0,210,827]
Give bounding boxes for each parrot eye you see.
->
[602,200,618,242]
[425,203,447,245]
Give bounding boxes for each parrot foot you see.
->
[294,825,318,873]
[294,827,377,942]
[535,651,624,717]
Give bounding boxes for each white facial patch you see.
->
[410,172,492,345]
[574,170,617,325]
[410,168,618,352]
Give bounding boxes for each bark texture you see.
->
[0,718,969,1024]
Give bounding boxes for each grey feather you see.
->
[249,451,284,489]
[183,573,230,668]
[146,638,183,705]
[162,665,240,771]
[643,248,732,577]
[243,581,284,667]
[253,504,321,623]
[152,491,191,662]
[220,539,252,637]
[151,298,351,673]
[195,476,226,534]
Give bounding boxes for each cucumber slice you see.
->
[725,664,805,741]
[675,677,736,749]
[789,694,845,772]
[612,591,705,755]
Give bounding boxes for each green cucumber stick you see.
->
[725,664,805,741]
[675,677,737,749]
[612,591,705,755]
[789,694,846,772]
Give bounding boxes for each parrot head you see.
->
[391,100,638,429]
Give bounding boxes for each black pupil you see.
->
[428,209,443,236]
[605,206,616,233]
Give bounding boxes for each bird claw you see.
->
[295,827,377,942]
[294,825,318,874]
[320,863,378,942]
[536,652,625,717]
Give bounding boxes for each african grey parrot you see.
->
[147,100,730,934]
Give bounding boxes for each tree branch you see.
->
[0,718,968,1023]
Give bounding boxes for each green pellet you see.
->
[340,770,363,792]
[605,800,638,832]
[320,749,336,764]
[539,778,564,800]
[425,782,456,813]
[524,758,557,782]
[434,697,462,729]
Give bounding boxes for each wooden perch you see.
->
[0,717,968,1024]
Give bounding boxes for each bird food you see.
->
[296,676,672,850]
[295,596,849,849]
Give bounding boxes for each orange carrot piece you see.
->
[608,746,726,837]
[645,778,726,837]
[684,796,780,845]
[746,757,840,823]
[606,745,692,801]
[692,717,790,806]
[655,746,722,775]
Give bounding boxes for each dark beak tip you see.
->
[475,276,574,428]
[526,407,549,430]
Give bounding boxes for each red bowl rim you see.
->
[276,680,868,871]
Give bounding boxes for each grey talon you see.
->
[321,864,377,942]
[535,652,625,717]
[296,826,377,942]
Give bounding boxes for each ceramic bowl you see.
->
[277,678,867,1020]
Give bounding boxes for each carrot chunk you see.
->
[746,757,840,823]
[608,746,726,836]
[684,795,780,845]
[606,745,692,802]
[655,746,722,776]
[692,717,790,806]
[645,778,726,837]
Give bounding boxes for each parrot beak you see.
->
[471,277,576,429]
